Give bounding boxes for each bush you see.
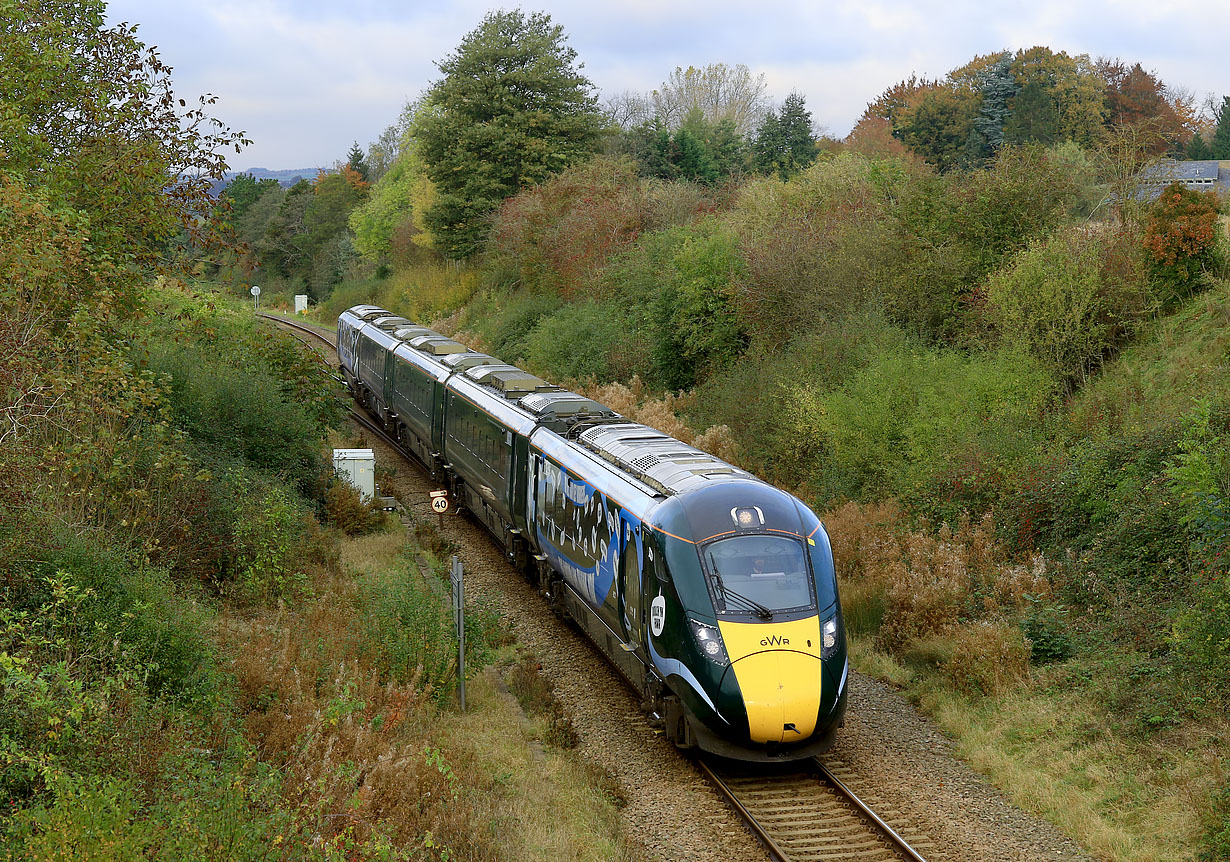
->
[782,338,1052,506]
[232,485,315,602]
[942,619,1032,696]
[1019,597,1073,664]
[1142,182,1224,307]
[985,223,1152,388]
[523,299,621,383]
[469,290,564,363]
[650,220,747,389]
[1202,778,1230,862]
[357,556,499,704]
[147,341,326,495]
[323,479,387,536]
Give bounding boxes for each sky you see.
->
[104,0,1230,172]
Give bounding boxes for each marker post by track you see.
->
[450,555,465,711]
[429,489,449,527]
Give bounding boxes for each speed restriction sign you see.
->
[429,490,450,513]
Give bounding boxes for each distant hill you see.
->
[230,167,319,186]
[205,167,320,199]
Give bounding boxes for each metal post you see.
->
[450,555,465,711]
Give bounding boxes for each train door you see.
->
[619,522,642,650]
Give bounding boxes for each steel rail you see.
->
[815,759,929,862]
[695,759,792,861]
[699,756,930,862]
[255,311,337,349]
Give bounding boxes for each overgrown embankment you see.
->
[310,145,1229,859]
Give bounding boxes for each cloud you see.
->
[104,0,1230,168]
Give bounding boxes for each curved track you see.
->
[259,310,936,862]
[699,756,934,862]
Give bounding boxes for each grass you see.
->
[221,520,638,861]
[852,636,1223,861]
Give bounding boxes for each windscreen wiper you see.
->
[709,553,773,620]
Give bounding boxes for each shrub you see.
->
[523,300,621,383]
[1019,597,1073,664]
[1142,182,1224,307]
[985,222,1152,388]
[231,485,314,602]
[942,619,1032,696]
[650,220,747,388]
[468,290,563,363]
[323,478,387,536]
[782,338,1052,506]
[1202,778,1230,862]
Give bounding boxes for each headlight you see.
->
[689,619,730,667]
[821,615,840,660]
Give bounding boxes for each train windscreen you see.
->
[701,535,815,617]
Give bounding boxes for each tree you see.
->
[221,172,280,223]
[0,0,247,312]
[1099,59,1190,154]
[1010,48,1106,147]
[753,93,817,179]
[1003,82,1061,145]
[650,63,770,135]
[346,141,369,182]
[967,53,1019,163]
[897,86,982,172]
[1211,96,1230,158]
[414,10,604,259]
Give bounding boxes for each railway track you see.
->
[259,309,937,862]
[699,756,934,862]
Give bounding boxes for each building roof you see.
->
[1136,159,1230,200]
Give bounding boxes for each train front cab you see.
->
[647,482,848,762]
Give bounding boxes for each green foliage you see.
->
[357,557,499,705]
[414,9,604,258]
[349,143,431,265]
[232,485,312,602]
[986,222,1151,386]
[523,300,620,382]
[752,92,817,179]
[1167,400,1230,702]
[141,327,330,495]
[472,291,565,362]
[220,173,280,224]
[0,0,246,307]
[782,340,1051,506]
[651,220,746,389]
[1019,598,1073,663]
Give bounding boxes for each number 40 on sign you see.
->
[429,490,450,514]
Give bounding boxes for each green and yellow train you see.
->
[338,305,847,761]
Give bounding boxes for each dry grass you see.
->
[834,500,1221,862]
[919,677,1223,862]
[219,525,636,861]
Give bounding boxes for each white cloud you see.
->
[103,0,1230,167]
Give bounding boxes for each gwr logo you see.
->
[760,635,790,647]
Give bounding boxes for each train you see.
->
[337,304,847,761]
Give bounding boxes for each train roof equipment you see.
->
[575,422,751,497]
[408,334,468,355]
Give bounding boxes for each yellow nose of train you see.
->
[718,616,823,743]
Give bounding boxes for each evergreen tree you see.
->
[414,10,603,258]
[1188,133,1213,161]
[970,53,1019,163]
[752,93,817,179]
[346,140,369,182]
[1211,95,1230,159]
